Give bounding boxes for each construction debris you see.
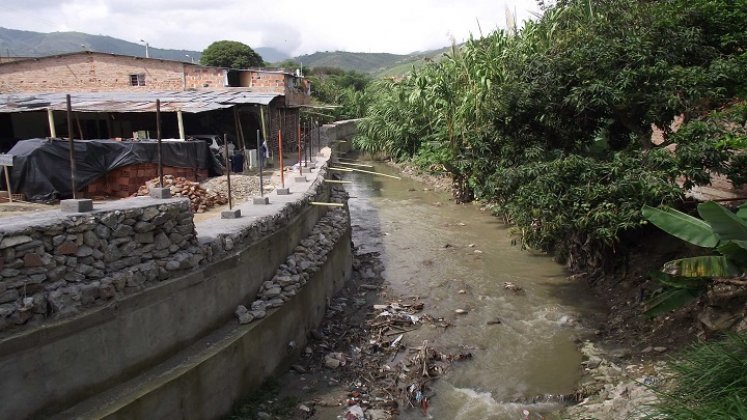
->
[133,175,228,212]
[268,249,472,419]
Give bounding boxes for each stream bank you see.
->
[232,160,607,419]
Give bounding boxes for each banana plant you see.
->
[641,201,747,317]
[642,202,747,278]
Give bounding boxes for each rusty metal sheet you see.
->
[0,90,281,113]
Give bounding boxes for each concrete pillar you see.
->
[177,110,185,139]
[47,109,56,138]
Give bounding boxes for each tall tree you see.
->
[200,40,263,68]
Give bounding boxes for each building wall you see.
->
[184,65,226,90]
[0,53,237,93]
[0,53,188,92]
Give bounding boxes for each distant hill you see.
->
[292,47,451,77]
[0,26,289,64]
[0,26,446,77]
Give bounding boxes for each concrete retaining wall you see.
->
[0,161,352,419]
[56,213,352,419]
[320,119,360,154]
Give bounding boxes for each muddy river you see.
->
[271,162,605,419]
[348,163,604,419]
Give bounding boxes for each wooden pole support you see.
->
[347,167,402,179]
[310,202,344,207]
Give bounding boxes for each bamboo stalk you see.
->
[310,202,344,207]
[329,167,354,172]
[334,161,374,168]
[347,167,402,179]
[323,180,352,184]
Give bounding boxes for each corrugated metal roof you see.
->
[0,90,282,113]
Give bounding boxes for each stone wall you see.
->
[0,198,196,334]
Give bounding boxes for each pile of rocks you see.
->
[200,175,266,200]
[134,175,228,212]
[234,206,349,324]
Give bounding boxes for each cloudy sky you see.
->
[1,0,540,56]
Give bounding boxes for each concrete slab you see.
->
[294,176,308,183]
[276,188,291,195]
[252,196,270,205]
[60,199,93,213]
[221,209,241,219]
[149,187,171,199]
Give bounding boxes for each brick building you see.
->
[0,52,313,199]
[0,51,309,148]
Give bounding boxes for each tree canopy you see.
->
[354,0,747,273]
[200,40,263,68]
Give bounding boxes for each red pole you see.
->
[278,129,284,188]
[297,120,302,176]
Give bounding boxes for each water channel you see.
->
[276,162,605,419]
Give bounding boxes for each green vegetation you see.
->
[306,67,372,120]
[641,201,747,316]
[646,334,747,419]
[200,40,263,68]
[294,51,410,74]
[354,0,747,273]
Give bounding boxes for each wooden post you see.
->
[66,94,77,199]
[47,109,56,138]
[256,129,264,197]
[156,99,164,188]
[3,165,11,203]
[177,109,185,139]
[224,133,233,209]
[297,119,302,176]
[278,129,285,188]
[260,106,268,146]
[234,107,247,171]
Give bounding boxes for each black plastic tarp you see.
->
[8,138,223,201]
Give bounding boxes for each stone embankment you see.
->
[0,199,196,333]
[236,196,349,325]
[0,168,335,336]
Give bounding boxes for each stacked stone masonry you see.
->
[0,199,197,333]
[0,168,333,336]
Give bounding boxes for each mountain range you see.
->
[0,26,445,77]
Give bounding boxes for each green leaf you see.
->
[698,201,747,242]
[642,205,719,248]
[736,202,747,222]
[649,270,707,289]
[717,241,747,267]
[644,287,702,318]
[663,255,740,277]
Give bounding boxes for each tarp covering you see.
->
[8,138,223,201]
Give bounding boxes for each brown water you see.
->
[344,163,604,419]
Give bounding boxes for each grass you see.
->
[647,333,747,419]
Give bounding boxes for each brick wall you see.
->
[0,53,189,93]
[184,65,226,89]
[83,163,208,198]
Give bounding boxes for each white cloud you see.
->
[0,0,540,55]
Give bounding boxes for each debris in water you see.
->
[504,281,524,293]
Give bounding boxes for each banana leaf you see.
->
[737,202,747,221]
[644,287,702,318]
[649,270,707,289]
[662,255,740,277]
[697,201,747,242]
[718,241,747,268]
[642,205,719,248]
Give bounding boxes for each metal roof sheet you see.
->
[0,90,282,113]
